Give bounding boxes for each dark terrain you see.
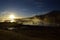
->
[0,10,60,40]
[0,22,59,40]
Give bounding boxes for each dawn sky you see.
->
[0,0,60,18]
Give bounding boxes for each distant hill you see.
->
[34,10,60,24]
[45,10,60,16]
[13,10,60,26]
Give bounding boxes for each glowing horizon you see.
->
[9,14,15,22]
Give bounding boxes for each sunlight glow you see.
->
[9,15,15,22]
[9,15,15,19]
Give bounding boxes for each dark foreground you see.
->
[0,22,60,40]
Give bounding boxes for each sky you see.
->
[0,0,60,18]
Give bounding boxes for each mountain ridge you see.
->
[34,10,60,24]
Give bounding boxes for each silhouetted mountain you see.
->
[45,10,60,17]
[34,10,60,24]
